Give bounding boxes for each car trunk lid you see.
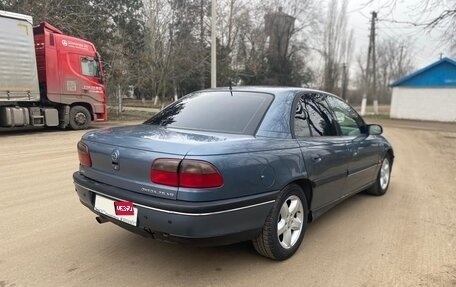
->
[79,124,241,200]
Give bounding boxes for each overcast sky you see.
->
[346,0,453,69]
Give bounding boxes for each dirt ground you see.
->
[1,119,455,287]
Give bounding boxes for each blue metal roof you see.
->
[390,57,456,87]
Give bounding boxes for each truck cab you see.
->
[34,22,107,125]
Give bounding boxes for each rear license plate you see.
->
[94,195,138,226]
[114,201,135,216]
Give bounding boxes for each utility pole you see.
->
[117,84,122,116]
[200,0,205,89]
[211,0,217,88]
[372,11,378,115]
[361,11,377,116]
[341,63,348,101]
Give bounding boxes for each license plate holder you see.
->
[94,195,138,226]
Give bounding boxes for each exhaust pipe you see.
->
[96,216,109,224]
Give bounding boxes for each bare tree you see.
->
[234,9,269,84]
[321,0,354,94]
[365,0,456,51]
[232,0,319,86]
[139,0,175,102]
[375,37,414,103]
[354,36,414,104]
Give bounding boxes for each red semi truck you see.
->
[0,10,107,130]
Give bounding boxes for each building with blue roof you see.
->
[390,57,456,122]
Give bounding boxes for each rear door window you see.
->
[293,97,311,138]
[144,91,273,135]
[302,93,338,137]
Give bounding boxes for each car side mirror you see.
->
[367,124,383,135]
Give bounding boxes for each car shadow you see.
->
[91,189,386,276]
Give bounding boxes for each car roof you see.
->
[195,86,343,139]
[201,86,325,96]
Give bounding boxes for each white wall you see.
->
[390,87,456,122]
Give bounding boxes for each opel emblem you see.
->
[111,149,120,163]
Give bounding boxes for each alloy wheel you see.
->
[277,195,304,249]
[380,158,390,190]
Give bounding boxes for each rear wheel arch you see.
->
[253,183,309,260]
[287,178,313,222]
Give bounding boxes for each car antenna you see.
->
[229,78,233,97]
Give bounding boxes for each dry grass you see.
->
[107,108,154,121]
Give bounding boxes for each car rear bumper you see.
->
[73,172,277,245]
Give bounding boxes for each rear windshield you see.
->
[144,91,273,135]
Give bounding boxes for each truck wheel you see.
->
[69,106,91,130]
[252,184,308,260]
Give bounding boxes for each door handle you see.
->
[352,147,359,156]
[350,146,359,156]
[311,155,322,162]
[82,88,89,93]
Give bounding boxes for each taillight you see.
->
[180,160,223,188]
[77,141,92,167]
[150,159,223,188]
[150,159,180,186]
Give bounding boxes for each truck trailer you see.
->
[0,10,107,130]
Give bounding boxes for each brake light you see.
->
[180,160,223,188]
[150,159,180,186]
[77,141,92,167]
[150,159,223,188]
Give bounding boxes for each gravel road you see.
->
[1,120,455,287]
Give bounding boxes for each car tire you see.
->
[252,184,308,260]
[366,155,392,196]
[69,106,91,130]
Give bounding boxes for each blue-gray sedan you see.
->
[73,87,394,260]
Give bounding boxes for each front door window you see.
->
[81,58,98,77]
